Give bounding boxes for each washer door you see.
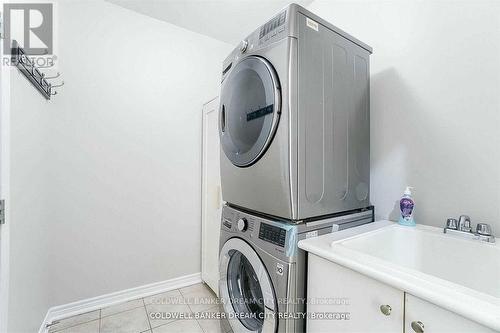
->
[219,238,277,333]
[219,56,281,167]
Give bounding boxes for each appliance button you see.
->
[239,40,248,53]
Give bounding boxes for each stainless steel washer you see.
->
[219,4,373,221]
[219,205,374,333]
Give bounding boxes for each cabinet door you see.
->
[307,254,404,333]
[405,294,496,333]
[201,97,222,295]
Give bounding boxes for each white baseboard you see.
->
[39,272,202,333]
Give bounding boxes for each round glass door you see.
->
[219,56,281,167]
[227,250,265,331]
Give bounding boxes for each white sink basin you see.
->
[334,224,500,299]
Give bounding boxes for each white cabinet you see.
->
[405,294,496,333]
[307,255,497,333]
[307,254,404,332]
[201,98,223,295]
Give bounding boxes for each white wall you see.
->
[307,0,500,229]
[7,1,232,332]
[8,69,53,333]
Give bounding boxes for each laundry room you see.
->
[0,1,498,333]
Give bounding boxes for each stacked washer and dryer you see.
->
[217,4,373,333]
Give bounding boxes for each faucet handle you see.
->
[458,215,470,223]
[458,215,472,232]
[476,223,493,236]
[446,218,458,230]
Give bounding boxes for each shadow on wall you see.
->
[388,200,400,222]
[370,67,413,221]
[370,67,476,224]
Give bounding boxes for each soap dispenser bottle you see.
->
[398,186,416,226]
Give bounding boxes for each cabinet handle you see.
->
[411,321,425,333]
[379,304,392,316]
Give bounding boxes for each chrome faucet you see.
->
[444,215,495,243]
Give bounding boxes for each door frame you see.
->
[0,12,11,332]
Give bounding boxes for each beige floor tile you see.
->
[179,283,213,296]
[54,319,99,333]
[100,307,150,333]
[101,299,145,317]
[152,319,203,333]
[180,284,220,313]
[195,306,231,333]
[48,310,100,332]
[145,299,192,328]
[47,285,227,333]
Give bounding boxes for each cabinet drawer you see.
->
[405,294,496,333]
[307,254,404,332]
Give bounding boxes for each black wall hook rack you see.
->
[11,40,62,100]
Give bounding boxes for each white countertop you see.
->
[298,220,500,331]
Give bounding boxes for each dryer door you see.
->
[219,238,277,333]
[219,56,281,167]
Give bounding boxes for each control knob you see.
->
[237,218,248,232]
[239,40,248,53]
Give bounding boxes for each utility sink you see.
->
[293,222,500,330]
[298,221,500,331]
[332,224,500,299]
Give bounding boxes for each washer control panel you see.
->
[259,223,287,247]
[220,205,292,258]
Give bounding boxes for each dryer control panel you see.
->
[259,11,287,42]
[220,8,289,82]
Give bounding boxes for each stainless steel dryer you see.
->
[219,4,373,221]
[219,204,374,333]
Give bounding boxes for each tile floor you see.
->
[48,283,232,333]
